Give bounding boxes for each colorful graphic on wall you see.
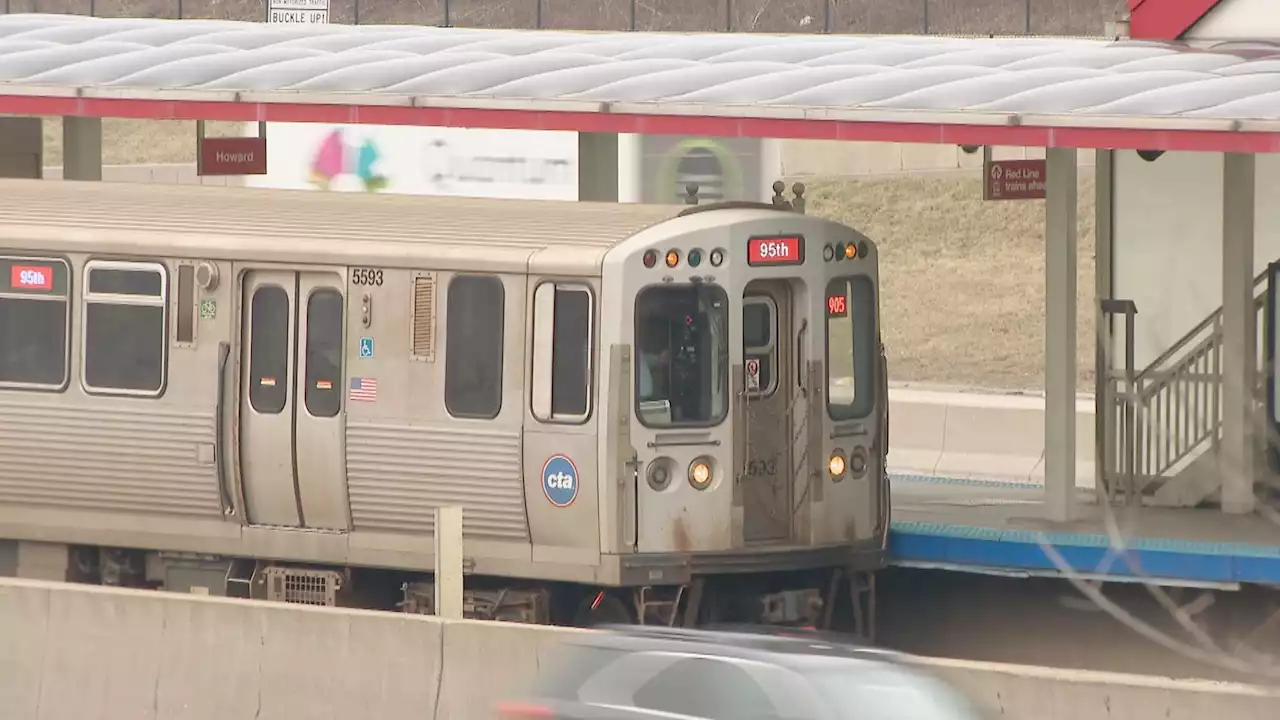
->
[309,129,389,193]
[650,137,747,204]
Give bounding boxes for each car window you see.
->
[540,644,630,701]
[808,665,984,720]
[633,656,783,720]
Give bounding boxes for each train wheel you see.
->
[571,590,634,627]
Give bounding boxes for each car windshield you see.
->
[808,664,985,720]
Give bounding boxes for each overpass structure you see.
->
[1,13,1280,589]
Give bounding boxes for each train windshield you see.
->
[826,276,877,421]
[635,284,729,428]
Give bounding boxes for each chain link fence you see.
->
[2,0,1121,37]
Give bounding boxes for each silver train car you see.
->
[0,178,887,629]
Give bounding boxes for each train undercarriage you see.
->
[9,542,880,639]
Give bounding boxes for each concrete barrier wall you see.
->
[3,577,1276,720]
[888,386,1096,488]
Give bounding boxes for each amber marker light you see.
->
[665,249,680,268]
[689,458,713,490]
[829,451,847,479]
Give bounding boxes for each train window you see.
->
[742,296,777,397]
[531,282,593,422]
[0,256,70,390]
[249,285,290,415]
[82,260,167,396]
[445,274,504,419]
[826,276,877,421]
[175,264,196,345]
[635,284,729,428]
[304,288,344,419]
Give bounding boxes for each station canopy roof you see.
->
[5,13,1280,152]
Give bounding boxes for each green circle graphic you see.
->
[654,138,745,204]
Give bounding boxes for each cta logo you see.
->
[11,265,53,291]
[541,454,579,508]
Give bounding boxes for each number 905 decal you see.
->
[351,268,384,286]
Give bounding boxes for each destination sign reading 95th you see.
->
[747,235,805,266]
[268,0,329,24]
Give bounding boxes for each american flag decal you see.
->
[349,376,378,402]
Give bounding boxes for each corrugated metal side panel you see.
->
[0,180,679,251]
[0,401,220,516]
[346,422,527,540]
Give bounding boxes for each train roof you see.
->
[0,179,682,275]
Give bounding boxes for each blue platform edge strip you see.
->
[886,474,1280,585]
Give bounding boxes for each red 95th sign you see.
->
[11,265,53,291]
[747,235,804,266]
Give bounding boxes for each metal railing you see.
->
[0,0,1113,37]
[1101,270,1269,504]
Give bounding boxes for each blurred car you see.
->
[496,624,987,720]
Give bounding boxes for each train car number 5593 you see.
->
[351,268,384,286]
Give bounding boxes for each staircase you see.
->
[1100,268,1268,507]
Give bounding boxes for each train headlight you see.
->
[647,459,674,491]
[689,458,713,490]
[710,248,725,267]
[849,446,869,479]
[828,451,846,480]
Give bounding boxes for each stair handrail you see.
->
[1131,267,1269,385]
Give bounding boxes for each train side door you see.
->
[741,281,793,543]
[238,269,350,531]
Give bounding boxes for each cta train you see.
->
[0,177,887,630]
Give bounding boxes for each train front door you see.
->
[238,269,350,531]
[742,281,793,543]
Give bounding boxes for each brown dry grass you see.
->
[804,172,1097,393]
[6,0,1122,35]
[35,118,1097,394]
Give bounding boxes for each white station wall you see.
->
[1187,0,1280,40]
[1113,149,1280,369]
[240,122,783,204]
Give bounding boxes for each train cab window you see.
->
[826,276,877,421]
[0,257,70,390]
[742,296,777,397]
[635,284,729,428]
[82,260,167,396]
[532,282,593,422]
[445,274,504,419]
[304,288,344,419]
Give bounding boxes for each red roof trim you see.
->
[4,95,1280,155]
[1129,0,1223,40]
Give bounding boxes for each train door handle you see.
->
[796,319,808,395]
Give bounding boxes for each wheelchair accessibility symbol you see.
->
[359,336,374,359]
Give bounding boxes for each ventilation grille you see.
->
[262,567,342,606]
[412,273,437,362]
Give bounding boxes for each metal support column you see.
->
[62,116,103,182]
[578,133,619,203]
[1045,147,1078,522]
[1221,152,1257,514]
[434,505,464,619]
[0,117,43,179]
[1094,149,1115,498]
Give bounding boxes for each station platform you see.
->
[887,474,1280,588]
